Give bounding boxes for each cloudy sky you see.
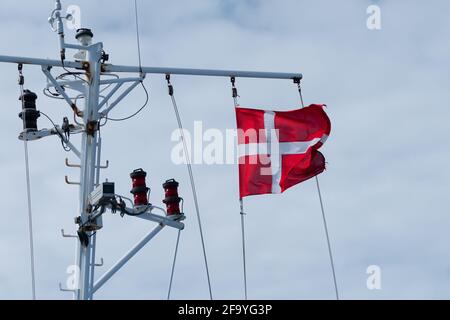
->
[1,0,450,300]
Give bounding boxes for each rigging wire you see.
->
[239,199,248,301]
[167,230,181,300]
[106,1,148,123]
[232,77,248,300]
[134,0,143,74]
[167,198,184,300]
[166,76,213,300]
[43,88,65,100]
[106,82,149,122]
[57,71,88,84]
[61,58,89,85]
[101,1,149,123]
[296,80,340,300]
[315,176,339,300]
[18,64,36,300]
[39,111,58,128]
[44,73,120,101]
[39,111,72,152]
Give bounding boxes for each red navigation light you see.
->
[130,169,149,206]
[163,179,182,216]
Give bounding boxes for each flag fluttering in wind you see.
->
[236,104,331,198]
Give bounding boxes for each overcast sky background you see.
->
[0,0,450,300]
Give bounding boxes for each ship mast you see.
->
[0,0,302,300]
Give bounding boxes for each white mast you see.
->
[76,29,103,301]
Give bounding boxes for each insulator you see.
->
[163,179,182,216]
[130,169,149,206]
[18,90,40,132]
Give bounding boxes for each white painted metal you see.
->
[47,77,143,90]
[19,127,81,158]
[42,67,79,113]
[91,224,165,295]
[0,54,302,81]
[0,55,82,68]
[98,83,123,110]
[100,79,143,116]
[104,64,302,80]
[132,211,185,230]
[75,41,103,300]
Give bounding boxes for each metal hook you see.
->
[95,258,104,267]
[65,158,81,168]
[61,229,77,238]
[231,77,239,100]
[98,160,109,169]
[65,176,81,185]
[59,283,76,293]
[65,159,108,169]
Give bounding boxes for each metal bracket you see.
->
[127,206,185,230]
[97,76,145,110]
[94,258,104,267]
[66,158,109,169]
[92,224,165,295]
[65,158,81,168]
[65,176,81,186]
[59,283,76,293]
[99,79,144,116]
[19,128,81,159]
[42,66,82,117]
[19,129,52,142]
[65,158,109,169]
[98,160,109,169]
[61,229,77,238]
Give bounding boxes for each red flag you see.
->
[236,104,331,198]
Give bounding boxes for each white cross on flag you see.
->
[236,104,331,198]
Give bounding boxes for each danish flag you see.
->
[236,104,331,198]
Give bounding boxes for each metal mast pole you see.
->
[75,41,103,300]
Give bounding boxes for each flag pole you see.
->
[295,79,340,300]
